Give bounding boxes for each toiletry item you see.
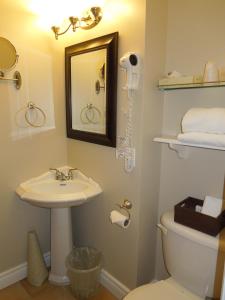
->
[203,61,219,82]
[219,67,225,82]
[159,76,193,86]
[167,70,182,78]
[110,210,130,228]
[195,205,202,213]
[201,196,223,218]
[193,74,203,83]
[181,108,225,135]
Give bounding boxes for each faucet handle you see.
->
[50,168,60,173]
[49,168,61,179]
[68,168,78,179]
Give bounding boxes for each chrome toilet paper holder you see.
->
[117,199,132,223]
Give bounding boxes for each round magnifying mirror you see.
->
[0,37,18,74]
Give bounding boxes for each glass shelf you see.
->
[158,81,225,91]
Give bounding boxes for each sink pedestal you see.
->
[48,208,72,285]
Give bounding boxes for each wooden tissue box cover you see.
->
[174,197,225,236]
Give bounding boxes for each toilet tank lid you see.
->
[161,211,219,250]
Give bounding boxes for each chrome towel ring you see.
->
[80,103,101,124]
[16,101,46,128]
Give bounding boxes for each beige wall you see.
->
[65,0,146,288]
[155,0,225,279]
[56,0,167,288]
[0,0,166,288]
[0,3,67,272]
[3,0,224,291]
[61,0,169,288]
[137,0,167,285]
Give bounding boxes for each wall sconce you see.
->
[51,7,102,40]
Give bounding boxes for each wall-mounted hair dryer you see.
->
[116,52,141,173]
[120,52,140,90]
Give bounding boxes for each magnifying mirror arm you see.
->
[0,71,22,89]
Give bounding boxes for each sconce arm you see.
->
[51,17,79,40]
[52,7,102,39]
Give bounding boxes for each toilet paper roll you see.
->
[110,210,130,228]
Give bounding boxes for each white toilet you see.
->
[124,210,219,300]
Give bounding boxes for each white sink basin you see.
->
[16,167,102,208]
[16,167,102,285]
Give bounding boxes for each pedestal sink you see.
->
[16,166,102,285]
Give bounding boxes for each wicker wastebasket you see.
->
[66,247,102,299]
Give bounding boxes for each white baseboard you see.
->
[0,252,50,290]
[0,253,130,300]
[100,269,130,299]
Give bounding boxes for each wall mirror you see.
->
[65,32,118,147]
[0,37,18,75]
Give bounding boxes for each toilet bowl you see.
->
[124,211,218,300]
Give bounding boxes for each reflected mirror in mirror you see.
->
[0,37,18,74]
[71,49,107,135]
[65,32,118,147]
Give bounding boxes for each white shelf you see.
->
[154,136,225,151]
[153,136,225,158]
[158,81,225,91]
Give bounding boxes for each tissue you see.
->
[110,210,130,228]
[201,196,223,218]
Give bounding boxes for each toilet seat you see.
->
[124,279,203,300]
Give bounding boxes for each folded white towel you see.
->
[182,108,225,134]
[201,196,222,218]
[177,132,225,147]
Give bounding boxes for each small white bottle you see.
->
[203,61,219,82]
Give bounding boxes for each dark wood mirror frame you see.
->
[65,32,118,147]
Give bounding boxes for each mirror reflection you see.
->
[71,49,107,134]
[0,37,18,73]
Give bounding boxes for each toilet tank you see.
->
[160,211,219,298]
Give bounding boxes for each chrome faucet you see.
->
[50,168,77,181]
